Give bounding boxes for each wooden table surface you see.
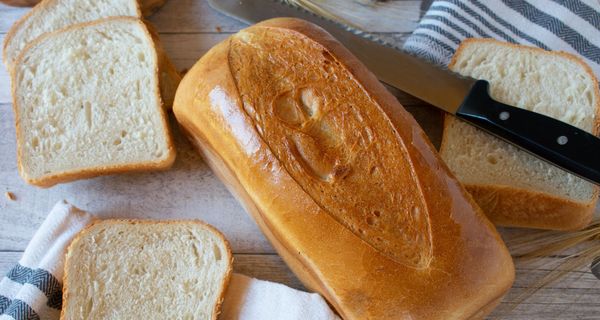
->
[1,1,599,319]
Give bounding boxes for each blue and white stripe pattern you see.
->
[0,201,94,320]
[0,264,62,320]
[0,202,340,320]
[403,0,600,77]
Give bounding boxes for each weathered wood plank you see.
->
[0,251,304,289]
[0,3,28,32]
[0,1,246,34]
[0,252,19,275]
[283,0,421,32]
[147,0,248,33]
[0,1,421,34]
[157,33,231,72]
[491,303,600,320]
[0,251,598,319]
[0,23,439,254]
[0,108,275,253]
[233,254,305,290]
[0,100,442,253]
[2,1,600,319]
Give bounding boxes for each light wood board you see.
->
[0,1,598,319]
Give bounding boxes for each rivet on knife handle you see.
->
[456,80,600,185]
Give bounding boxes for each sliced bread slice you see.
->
[61,220,233,320]
[441,39,600,230]
[12,17,175,187]
[2,0,180,107]
[3,0,140,68]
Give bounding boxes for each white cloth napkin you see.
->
[221,274,339,320]
[0,201,338,320]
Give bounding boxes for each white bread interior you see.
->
[2,0,180,107]
[61,220,232,320]
[12,18,175,186]
[3,0,140,68]
[441,39,600,230]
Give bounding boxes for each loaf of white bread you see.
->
[11,17,175,187]
[174,18,515,319]
[442,39,600,230]
[61,220,232,319]
[3,0,180,107]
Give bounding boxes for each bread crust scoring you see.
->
[174,18,515,319]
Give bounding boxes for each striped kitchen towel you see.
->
[0,201,339,320]
[0,201,94,320]
[403,0,600,77]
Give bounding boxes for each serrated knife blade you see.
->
[206,0,600,185]
[207,0,474,114]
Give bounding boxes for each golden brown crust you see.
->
[174,18,514,319]
[61,219,233,320]
[11,17,176,188]
[0,0,39,6]
[445,38,600,230]
[466,183,594,230]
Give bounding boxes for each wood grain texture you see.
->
[0,252,305,290]
[288,0,422,32]
[1,1,599,319]
[0,109,273,253]
[0,251,597,319]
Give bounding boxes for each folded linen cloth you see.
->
[0,201,93,320]
[221,274,340,320]
[0,201,338,320]
[403,0,600,77]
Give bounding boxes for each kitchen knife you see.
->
[207,0,600,185]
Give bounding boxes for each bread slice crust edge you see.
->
[60,219,233,320]
[2,0,143,69]
[10,17,176,187]
[2,0,180,109]
[443,38,600,230]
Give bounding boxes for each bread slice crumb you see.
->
[12,18,175,187]
[5,192,16,201]
[62,220,232,319]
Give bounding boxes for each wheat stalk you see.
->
[497,220,600,316]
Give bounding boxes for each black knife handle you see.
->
[456,80,600,185]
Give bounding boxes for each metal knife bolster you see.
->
[207,0,600,185]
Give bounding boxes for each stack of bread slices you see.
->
[3,0,179,187]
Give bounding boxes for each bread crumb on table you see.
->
[5,191,15,201]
